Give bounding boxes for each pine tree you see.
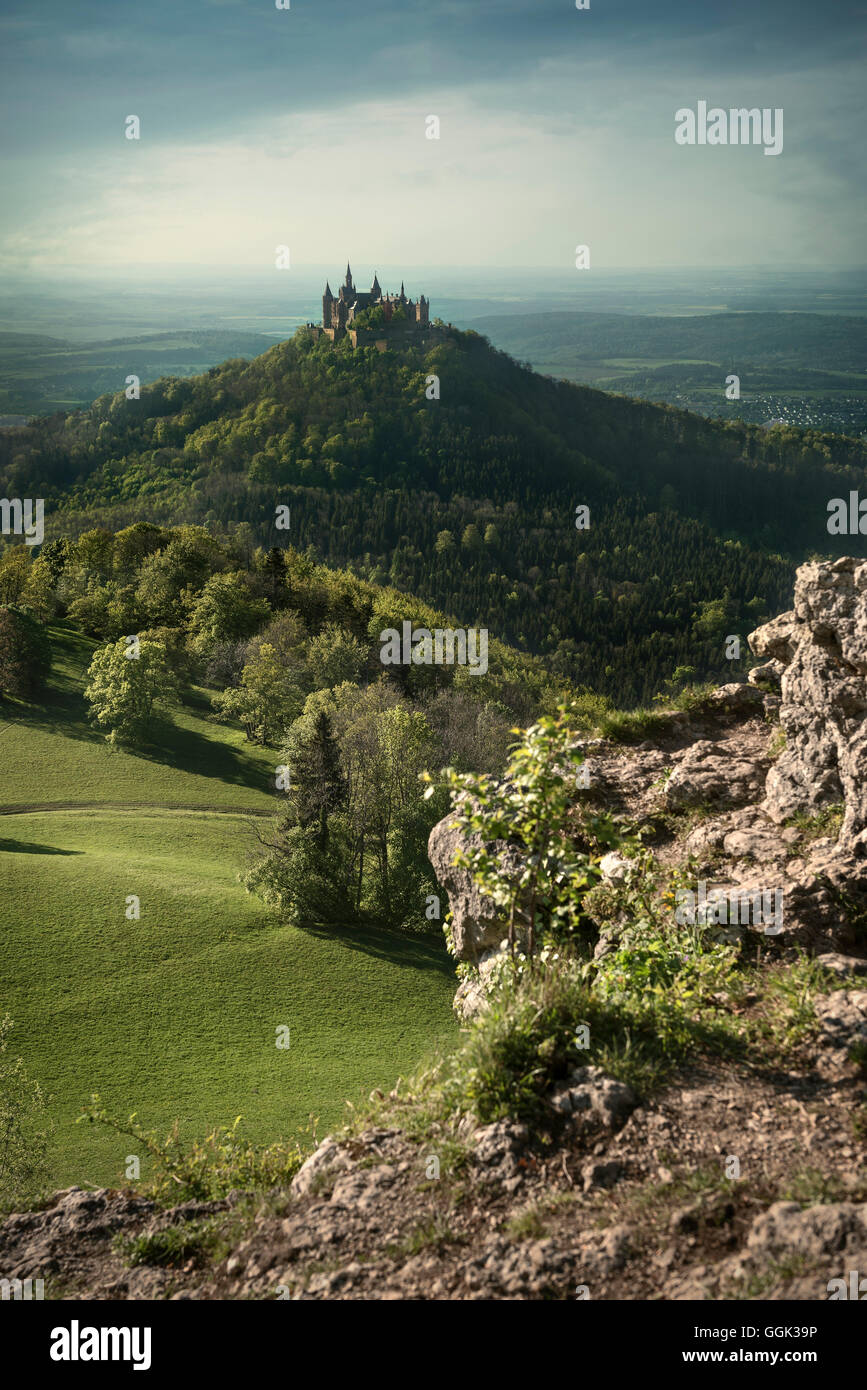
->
[262,546,287,604]
[293,709,345,849]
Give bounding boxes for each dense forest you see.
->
[2,326,865,703]
[0,522,563,930]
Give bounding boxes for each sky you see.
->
[0,0,865,275]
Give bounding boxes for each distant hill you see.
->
[469,311,867,435]
[0,328,275,416]
[469,310,867,368]
[3,326,866,703]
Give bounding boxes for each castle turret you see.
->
[320,264,433,341]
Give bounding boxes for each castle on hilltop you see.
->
[313,264,433,348]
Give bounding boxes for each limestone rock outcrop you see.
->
[427,816,523,961]
[428,556,867,1004]
[749,557,867,849]
[663,738,767,812]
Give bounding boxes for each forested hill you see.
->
[3,326,866,703]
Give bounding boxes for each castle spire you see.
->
[345,262,353,286]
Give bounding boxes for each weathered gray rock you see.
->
[290,1138,353,1198]
[723,825,789,861]
[814,988,867,1071]
[750,558,867,845]
[427,815,519,960]
[704,682,765,714]
[746,1200,867,1261]
[0,1187,173,1295]
[599,852,632,883]
[452,945,509,1022]
[0,1187,156,1277]
[472,1121,528,1180]
[592,925,624,961]
[664,740,767,812]
[452,973,486,1022]
[330,1164,397,1212]
[750,611,798,664]
[815,952,867,979]
[548,1066,637,1134]
[748,659,786,691]
[784,845,867,950]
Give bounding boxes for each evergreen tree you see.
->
[293,709,345,849]
[262,546,287,604]
[0,606,52,700]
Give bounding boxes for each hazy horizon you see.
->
[2,265,866,346]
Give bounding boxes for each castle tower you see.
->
[321,265,432,339]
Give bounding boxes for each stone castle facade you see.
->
[315,264,432,347]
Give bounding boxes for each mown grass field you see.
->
[0,626,458,1190]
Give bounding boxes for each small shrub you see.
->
[428,704,622,956]
[116,1221,216,1268]
[505,1206,549,1240]
[784,804,844,844]
[767,727,787,758]
[0,1014,52,1211]
[77,1098,306,1203]
[386,1214,459,1258]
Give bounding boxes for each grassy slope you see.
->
[0,625,276,812]
[0,626,457,1189]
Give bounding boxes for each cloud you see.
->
[0,5,863,271]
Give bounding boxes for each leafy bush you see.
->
[784,803,844,844]
[448,964,600,1122]
[429,704,619,955]
[211,640,305,743]
[245,819,356,925]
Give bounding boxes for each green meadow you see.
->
[0,626,458,1190]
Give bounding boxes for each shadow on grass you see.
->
[135,714,271,791]
[298,919,456,980]
[0,837,83,855]
[2,626,270,795]
[0,624,102,744]
[7,696,267,790]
